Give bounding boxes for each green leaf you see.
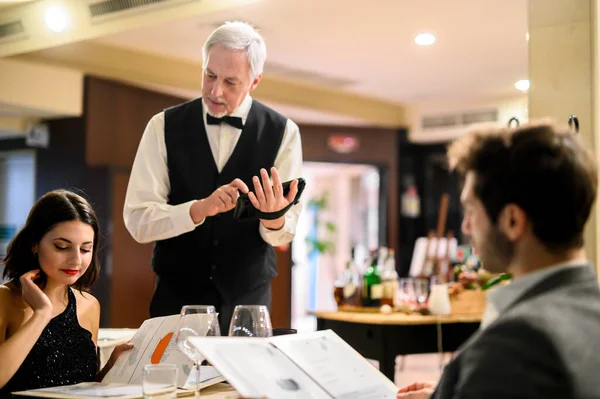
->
[482,273,512,291]
[325,222,336,232]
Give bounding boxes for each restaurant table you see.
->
[311,310,481,381]
[199,382,238,398]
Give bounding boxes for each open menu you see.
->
[12,315,224,399]
[101,314,223,389]
[188,329,398,399]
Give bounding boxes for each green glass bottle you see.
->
[362,250,383,307]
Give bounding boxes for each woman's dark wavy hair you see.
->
[2,189,100,292]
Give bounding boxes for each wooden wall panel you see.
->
[85,77,185,168]
[271,247,292,328]
[109,171,155,327]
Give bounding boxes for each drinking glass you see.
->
[413,278,429,308]
[174,305,220,398]
[228,305,273,337]
[142,364,177,399]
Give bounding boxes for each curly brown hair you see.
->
[2,189,100,291]
[447,121,597,253]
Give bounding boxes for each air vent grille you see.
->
[0,20,24,40]
[89,0,168,17]
[422,109,498,129]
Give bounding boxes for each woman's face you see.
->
[34,220,95,286]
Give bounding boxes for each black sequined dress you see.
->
[0,288,98,397]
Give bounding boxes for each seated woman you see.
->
[0,189,132,395]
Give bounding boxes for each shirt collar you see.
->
[486,259,588,316]
[201,94,253,125]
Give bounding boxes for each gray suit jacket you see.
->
[432,265,600,399]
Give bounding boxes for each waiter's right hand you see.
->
[190,179,249,222]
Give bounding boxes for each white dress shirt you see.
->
[123,95,303,247]
[479,260,589,329]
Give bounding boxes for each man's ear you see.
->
[249,73,262,93]
[499,204,527,241]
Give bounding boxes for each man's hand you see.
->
[190,179,249,223]
[397,381,436,399]
[248,167,298,231]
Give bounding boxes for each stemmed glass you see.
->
[228,305,273,337]
[413,278,429,309]
[399,278,416,308]
[174,305,220,398]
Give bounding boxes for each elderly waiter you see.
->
[123,21,303,333]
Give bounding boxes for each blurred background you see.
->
[0,0,595,346]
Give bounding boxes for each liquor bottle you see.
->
[343,261,362,307]
[362,249,383,307]
[334,251,363,308]
[380,249,399,307]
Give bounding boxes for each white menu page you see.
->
[188,329,398,399]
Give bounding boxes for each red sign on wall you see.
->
[327,134,360,154]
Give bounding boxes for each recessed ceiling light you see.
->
[45,5,69,33]
[526,32,530,41]
[515,79,530,92]
[415,33,436,46]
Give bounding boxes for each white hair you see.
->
[202,21,267,81]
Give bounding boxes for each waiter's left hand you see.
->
[248,167,298,231]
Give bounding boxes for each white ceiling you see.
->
[0,0,35,11]
[94,0,529,104]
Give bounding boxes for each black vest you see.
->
[151,98,287,302]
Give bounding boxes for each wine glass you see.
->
[399,278,416,308]
[413,278,429,308]
[174,305,220,398]
[228,305,273,337]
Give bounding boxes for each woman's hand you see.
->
[19,270,52,317]
[97,343,134,381]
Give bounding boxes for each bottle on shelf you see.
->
[333,249,363,308]
[362,249,383,307]
[343,261,362,307]
[380,248,399,307]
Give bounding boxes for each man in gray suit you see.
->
[398,122,600,399]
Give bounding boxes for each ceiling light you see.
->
[515,79,530,92]
[526,32,530,41]
[45,5,69,33]
[415,33,436,46]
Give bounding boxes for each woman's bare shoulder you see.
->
[73,289,100,315]
[0,282,21,301]
[0,282,22,317]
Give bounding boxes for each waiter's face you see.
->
[202,44,262,117]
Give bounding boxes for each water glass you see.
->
[142,364,177,399]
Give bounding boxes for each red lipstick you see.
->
[60,269,78,276]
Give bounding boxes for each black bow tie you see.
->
[206,114,244,129]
